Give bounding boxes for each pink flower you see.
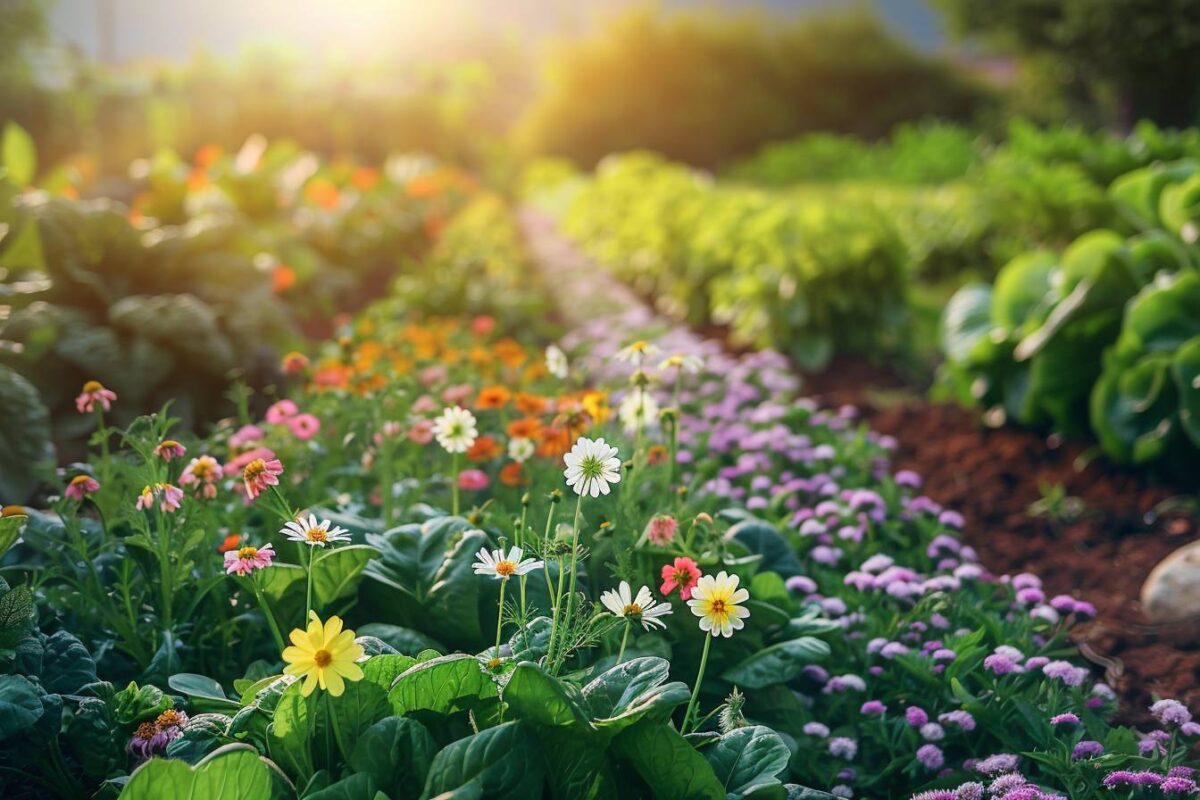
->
[413,394,440,413]
[265,399,299,424]
[645,514,678,546]
[154,439,187,461]
[76,380,117,414]
[136,483,183,513]
[661,557,701,601]
[458,469,490,491]
[471,315,496,336]
[419,367,447,387]
[229,424,265,449]
[65,475,100,501]
[243,458,284,500]
[224,542,276,575]
[179,455,222,499]
[408,419,434,445]
[441,383,473,406]
[288,413,321,440]
[223,446,276,477]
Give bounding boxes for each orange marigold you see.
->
[499,462,526,487]
[507,417,542,439]
[467,435,503,462]
[475,386,511,410]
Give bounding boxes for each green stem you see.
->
[683,632,713,733]
[451,452,462,517]
[495,579,507,659]
[252,576,287,655]
[306,545,315,618]
[381,447,394,528]
[555,494,584,667]
[616,619,631,665]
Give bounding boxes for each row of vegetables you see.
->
[1,190,1198,799]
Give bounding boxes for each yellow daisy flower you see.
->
[282,612,365,697]
[687,571,750,638]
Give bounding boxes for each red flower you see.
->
[661,557,701,601]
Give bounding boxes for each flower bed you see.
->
[0,205,1197,799]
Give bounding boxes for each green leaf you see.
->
[0,583,35,648]
[169,673,234,704]
[303,772,378,800]
[2,122,37,187]
[41,631,98,694]
[0,674,45,741]
[0,514,24,559]
[582,657,691,732]
[329,677,390,744]
[720,638,830,690]
[1174,336,1200,447]
[388,654,498,716]
[704,726,790,798]
[502,662,588,727]
[311,544,379,608]
[940,282,994,363]
[118,743,290,798]
[267,681,316,781]
[356,624,444,656]
[349,716,436,800]
[112,681,171,726]
[611,719,724,800]
[726,520,804,578]
[360,654,418,689]
[0,365,54,503]
[420,721,544,800]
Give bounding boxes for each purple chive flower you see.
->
[1024,656,1050,671]
[1181,722,1200,736]
[939,710,976,731]
[988,774,1028,795]
[911,792,955,800]
[916,744,944,770]
[1015,587,1045,604]
[803,722,830,737]
[932,648,957,662]
[1042,661,1088,687]
[954,783,985,800]
[920,722,945,741]
[975,754,1020,775]
[1162,777,1199,794]
[1102,771,1163,788]
[938,510,964,528]
[1072,740,1104,759]
[829,737,857,760]
[880,642,909,659]
[831,786,853,798]
[860,700,887,716]
[1151,699,1194,727]
[984,655,1023,675]
[1049,712,1079,727]
[803,665,829,684]
[895,470,922,489]
[1170,768,1197,779]
[905,707,929,727]
[786,575,818,594]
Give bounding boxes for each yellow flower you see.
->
[687,571,750,638]
[282,612,365,697]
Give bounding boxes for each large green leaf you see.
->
[388,654,498,716]
[303,773,380,800]
[355,624,444,656]
[1174,336,1200,447]
[0,365,54,503]
[329,677,390,746]
[41,631,98,694]
[611,720,724,800]
[939,283,993,365]
[118,743,290,799]
[267,681,316,781]
[704,726,790,798]
[991,251,1054,332]
[502,662,588,727]
[0,674,44,741]
[720,638,830,690]
[349,716,436,800]
[2,122,37,187]
[582,656,691,732]
[725,520,804,578]
[420,721,544,800]
[311,544,379,608]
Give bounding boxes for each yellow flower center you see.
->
[83,380,103,393]
[675,568,691,583]
[623,603,643,617]
[156,709,184,727]
[135,722,157,740]
[632,341,648,352]
[710,599,727,615]
[237,546,259,559]
[243,459,266,480]
[306,528,328,543]
[161,439,180,449]
[314,649,332,667]
[70,475,92,487]
[495,560,517,578]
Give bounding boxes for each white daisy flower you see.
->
[614,340,661,366]
[619,391,660,434]
[600,581,673,630]
[281,514,352,548]
[563,436,621,497]
[545,344,569,380]
[432,406,478,454]
[472,546,543,580]
[658,353,704,374]
[508,437,535,463]
[688,571,751,638]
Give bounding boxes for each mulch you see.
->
[804,358,1200,727]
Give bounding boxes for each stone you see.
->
[1142,540,1200,624]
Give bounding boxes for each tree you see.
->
[932,0,1200,129]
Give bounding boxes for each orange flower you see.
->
[492,338,526,368]
[499,462,526,487]
[476,386,511,410]
[305,178,341,209]
[507,417,541,439]
[467,435,503,462]
[195,143,224,168]
[537,426,572,459]
[647,445,669,465]
[581,391,612,426]
[218,532,243,553]
[187,167,209,192]
[351,166,380,191]
[515,393,548,416]
[281,351,310,375]
[273,265,297,293]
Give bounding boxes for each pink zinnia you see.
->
[458,469,489,491]
[65,474,100,501]
[265,399,299,424]
[223,446,277,478]
[408,419,434,445]
[179,455,222,499]
[223,542,276,575]
[243,458,284,500]
[661,557,701,601]
[288,413,321,440]
[229,424,265,450]
[136,483,183,513]
[76,380,117,414]
[413,394,440,413]
[645,514,678,546]
[441,383,473,406]
[154,439,187,461]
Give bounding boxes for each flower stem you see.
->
[557,494,584,666]
[451,452,461,516]
[252,575,287,655]
[305,545,315,618]
[495,578,507,659]
[683,632,713,733]
[616,619,631,665]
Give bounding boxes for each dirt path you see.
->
[518,208,1200,726]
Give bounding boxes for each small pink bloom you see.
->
[136,485,155,511]
[154,439,187,461]
[373,420,403,445]
[265,399,299,424]
[645,514,678,546]
[243,458,284,500]
[412,394,440,413]
[224,542,276,576]
[65,475,100,501]
[179,455,222,499]
[441,383,473,406]
[661,557,701,601]
[229,424,265,450]
[281,351,309,375]
[458,469,489,491]
[471,315,496,336]
[76,380,117,414]
[288,413,320,440]
[136,483,184,513]
[419,367,447,387]
[223,446,277,477]
[408,419,434,445]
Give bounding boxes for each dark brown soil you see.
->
[804,359,1200,727]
